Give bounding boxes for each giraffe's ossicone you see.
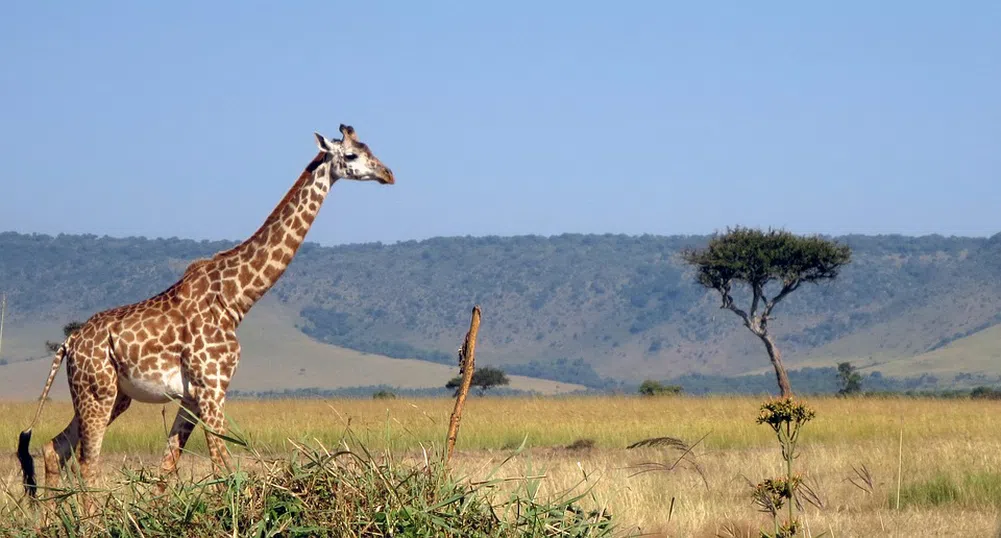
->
[17,124,395,499]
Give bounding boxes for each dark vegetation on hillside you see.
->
[2,231,1001,387]
[229,365,1001,399]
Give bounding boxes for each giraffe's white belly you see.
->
[119,368,188,404]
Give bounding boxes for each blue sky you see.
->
[1,2,998,245]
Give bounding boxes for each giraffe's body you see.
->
[18,125,394,497]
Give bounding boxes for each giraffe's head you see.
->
[313,124,395,185]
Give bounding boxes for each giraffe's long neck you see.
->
[210,153,334,321]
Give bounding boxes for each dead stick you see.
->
[446,305,481,465]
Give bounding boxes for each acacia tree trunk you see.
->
[758,332,793,397]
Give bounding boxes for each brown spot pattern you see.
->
[25,127,393,499]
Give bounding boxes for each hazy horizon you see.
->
[2,227,998,249]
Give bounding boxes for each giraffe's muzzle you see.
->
[378,168,395,185]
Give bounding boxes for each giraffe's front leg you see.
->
[157,400,199,491]
[156,389,232,494]
[197,387,233,476]
[183,343,238,481]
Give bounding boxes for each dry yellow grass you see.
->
[2,396,1000,536]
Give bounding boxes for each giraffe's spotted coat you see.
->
[19,125,394,498]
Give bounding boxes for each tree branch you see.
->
[718,280,734,309]
[750,282,761,320]
[756,287,772,332]
[763,278,801,320]
[727,303,758,333]
[716,281,755,332]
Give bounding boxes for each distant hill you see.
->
[0,295,586,399]
[2,230,1001,391]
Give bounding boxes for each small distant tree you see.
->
[446,366,510,396]
[836,362,863,396]
[970,386,1001,400]
[682,227,852,397]
[372,389,397,400]
[45,320,84,353]
[638,379,683,397]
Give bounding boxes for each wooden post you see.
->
[445,305,481,465]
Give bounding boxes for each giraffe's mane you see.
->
[206,151,327,262]
[184,258,212,275]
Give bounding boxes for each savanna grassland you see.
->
[2,396,1001,537]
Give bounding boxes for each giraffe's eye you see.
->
[344,153,359,162]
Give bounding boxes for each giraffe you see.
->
[17,124,394,499]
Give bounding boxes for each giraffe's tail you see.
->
[18,340,70,498]
[17,430,35,497]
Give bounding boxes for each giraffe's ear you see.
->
[315,132,332,152]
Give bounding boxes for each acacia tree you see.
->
[836,362,863,395]
[45,320,84,353]
[446,366,510,396]
[682,227,851,397]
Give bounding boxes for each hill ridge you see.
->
[2,230,1000,387]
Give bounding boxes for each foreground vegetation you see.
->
[1,439,615,537]
[2,396,1000,536]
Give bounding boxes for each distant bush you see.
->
[970,386,1001,400]
[638,380,682,397]
[446,366,510,396]
[837,361,863,396]
[372,389,397,400]
[45,320,84,353]
[565,438,596,451]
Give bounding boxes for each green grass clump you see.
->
[896,472,1001,509]
[0,438,619,538]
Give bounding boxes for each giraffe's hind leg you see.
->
[42,415,81,493]
[72,395,120,518]
[38,393,130,514]
[77,391,129,485]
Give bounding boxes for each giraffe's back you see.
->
[65,262,219,404]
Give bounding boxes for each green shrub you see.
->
[970,386,1001,400]
[638,380,682,397]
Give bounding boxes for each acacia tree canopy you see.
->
[837,361,863,395]
[682,227,852,396]
[45,320,84,354]
[446,366,510,395]
[684,228,851,329]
